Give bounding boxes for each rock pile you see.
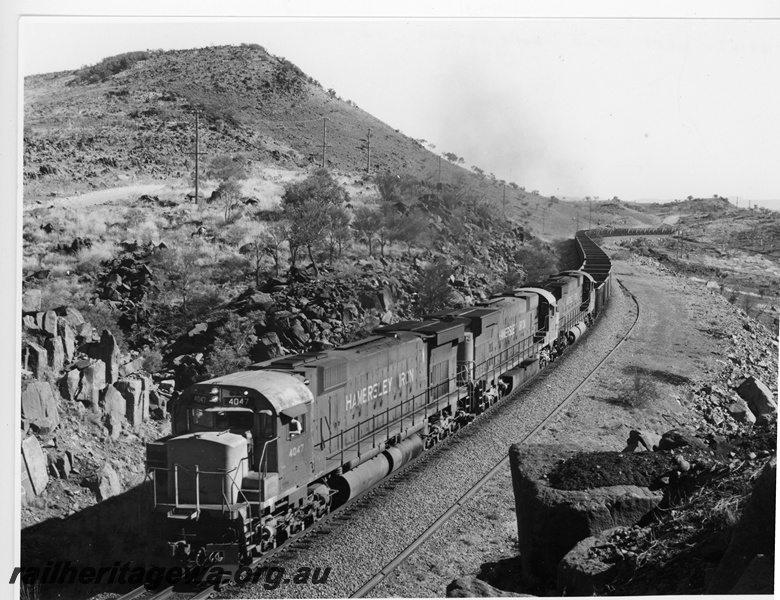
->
[509,425,776,595]
[684,315,777,438]
[20,304,167,506]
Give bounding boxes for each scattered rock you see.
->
[81,463,122,501]
[21,436,49,496]
[21,381,60,433]
[557,527,629,595]
[656,429,708,452]
[446,578,524,597]
[736,376,777,419]
[21,289,42,313]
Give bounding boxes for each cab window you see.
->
[258,411,276,438]
[189,409,254,432]
[280,414,305,440]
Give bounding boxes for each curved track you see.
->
[350,278,639,597]
[122,230,631,600]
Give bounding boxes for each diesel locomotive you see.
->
[145,231,612,567]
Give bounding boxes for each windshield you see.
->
[190,408,254,432]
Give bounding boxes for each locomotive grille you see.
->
[321,360,348,392]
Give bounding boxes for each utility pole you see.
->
[365,127,372,173]
[319,117,331,168]
[186,110,206,206]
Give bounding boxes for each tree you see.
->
[240,222,288,287]
[216,179,243,223]
[443,152,460,164]
[281,169,349,276]
[387,208,427,255]
[204,312,260,377]
[282,168,348,209]
[206,154,249,182]
[285,201,330,277]
[259,221,289,277]
[352,206,383,256]
[151,245,206,315]
[374,171,422,204]
[413,261,455,317]
[324,204,352,263]
[514,243,558,284]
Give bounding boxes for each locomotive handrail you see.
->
[321,330,542,464]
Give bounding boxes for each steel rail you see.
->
[350,278,639,598]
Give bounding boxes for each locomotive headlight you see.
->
[208,387,220,403]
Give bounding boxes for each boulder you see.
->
[59,368,81,401]
[509,444,662,584]
[22,289,42,313]
[58,319,77,361]
[656,429,708,452]
[446,578,524,597]
[41,310,58,337]
[75,360,106,408]
[21,436,49,496]
[101,385,126,420]
[736,376,777,419]
[114,378,148,428]
[557,527,629,595]
[727,397,756,424]
[54,306,85,329]
[253,332,283,362]
[21,381,60,433]
[44,336,65,373]
[707,457,776,593]
[105,413,122,439]
[81,463,122,501]
[23,341,48,380]
[119,355,145,378]
[100,330,121,383]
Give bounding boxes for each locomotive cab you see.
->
[147,370,315,523]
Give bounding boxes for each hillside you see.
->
[23,44,666,242]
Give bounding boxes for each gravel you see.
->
[219,281,637,599]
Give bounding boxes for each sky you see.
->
[8,4,780,208]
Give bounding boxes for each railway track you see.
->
[117,282,628,600]
[115,232,633,600]
[350,278,640,597]
[120,278,636,600]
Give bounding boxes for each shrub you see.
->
[141,349,164,373]
[412,260,455,317]
[73,51,152,84]
[619,369,659,409]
